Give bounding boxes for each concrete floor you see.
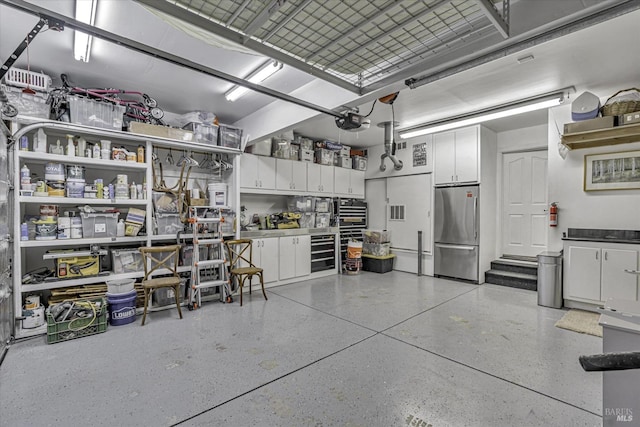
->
[0,272,602,426]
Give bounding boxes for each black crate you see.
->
[362,254,395,273]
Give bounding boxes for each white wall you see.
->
[497,124,547,153]
[547,104,640,252]
[365,135,433,179]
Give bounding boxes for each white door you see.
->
[501,150,548,257]
[257,156,277,190]
[365,179,387,230]
[386,174,432,251]
[291,161,307,192]
[334,167,350,195]
[240,154,259,189]
[319,165,334,194]
[350,170,365,198]
[275,158,292,191]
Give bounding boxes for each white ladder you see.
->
[187,206,232,310]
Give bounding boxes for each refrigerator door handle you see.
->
[435,243,476,251]
[473,196,478,240]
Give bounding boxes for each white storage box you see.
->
[183,122,218,145]
[352,156,367,171]
[315,213,331,228]
[81,212,119,238]
[111,249,144,274]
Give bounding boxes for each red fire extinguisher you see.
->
[549,202,558,227]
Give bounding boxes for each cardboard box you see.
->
[125,207,146,237]
[563,116,615,134]
[129,122,194,141]
[620,111,640,126]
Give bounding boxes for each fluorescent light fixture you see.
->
[398,88,573,139]
[74,0,98,62]
[225,60,283,102]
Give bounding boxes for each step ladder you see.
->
[187,206,232,310]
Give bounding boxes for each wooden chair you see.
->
[224,239,267,306]
[138,244,183,325]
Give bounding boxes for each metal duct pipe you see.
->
[378,121,403,171]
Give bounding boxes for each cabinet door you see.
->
[296,235,311,277]
[565,246,601,301]
[291,161,307,192]
[454,127,479,183]
[260,238,280,284]
[257,156,277,190]
[602,248,639,301]
[279,236,296,280]
[350,170,365,198]
[307,163,322,192]
[240,154,260,189]
[319,165,334,194]
[275,158,292,191]
[433,132,456,184]
[334,167,351,195]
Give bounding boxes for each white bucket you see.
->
[208,183,227,207]
[22,305,45,329]
[57,217,71,239]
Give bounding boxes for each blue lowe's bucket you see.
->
[106,290,137,326]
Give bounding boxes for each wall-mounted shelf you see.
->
[562,123,640,150]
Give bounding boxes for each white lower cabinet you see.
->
[278,235,311,280]
[564,241,639,304]
[251,238,279,284]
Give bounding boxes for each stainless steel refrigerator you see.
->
[434,185,479,282]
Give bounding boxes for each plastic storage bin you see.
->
[153,278,186,307]
[288,196,314,212]
[46,297,108,344]
[313,197,333,213]
[81,212,119,238]
[218,124,243,149]
[183,122,218,145]
[363,242,391,257]
[362,229,390,244]
[299,213,316,229]
[153,191,179,213]
[111,249,144,274]
[362,254,395,273]
[67,95,125,130]
[155,213,184,235]
[315,213,331,228]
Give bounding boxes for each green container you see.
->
[46,297,108,344]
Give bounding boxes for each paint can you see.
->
[66,165,85,180]
[34,218,57,240]
[44,162,65,181]
[22,305,45,329]
[57,216,71,239]
[70,216,82,239]
[24,295,40,310]
[66,179,86,198]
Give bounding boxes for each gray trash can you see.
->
[537,251,563,308]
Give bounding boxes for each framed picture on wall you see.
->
[584,150,640,191]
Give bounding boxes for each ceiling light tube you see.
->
[74,0,98,62]
[398,88,573,139]
[225,60,283,102]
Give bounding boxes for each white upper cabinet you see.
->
[307,163,334,194]
[334,168,365,198]
[433,126,479,185]
[240,154,276,190]
[276,158,307,192]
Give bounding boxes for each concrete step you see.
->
[485,269,537,291]
[490,259,538,276]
